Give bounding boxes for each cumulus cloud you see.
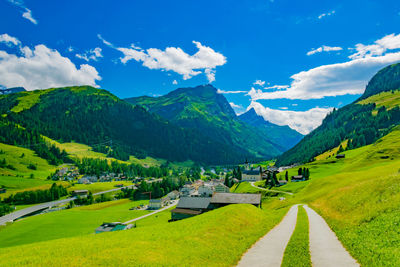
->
[253,80,266,86]
[0,42,101,90]
[0,33,20,46]
[349,33,400,59]
[76,47,103,62]
[7,0,37,24]
[307,45,343,56]
[172,79,178,85]
[318,10,335,19]
[264,85,289,90]
[249,101,333,134]
[99,35,226,83]
[248,42,400,100]
[217,89,247,94]
[229,102,243,109]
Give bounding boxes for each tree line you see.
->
[1,183,68,205]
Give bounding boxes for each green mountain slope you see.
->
[276,63,400,166]
[125,85,290,159]
[238,108,303,151]
[0,86,246,165]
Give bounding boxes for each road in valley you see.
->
[250,182,293,195]
[123,200,178,224]
[0,185,135,226]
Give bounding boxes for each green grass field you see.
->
[358,89,400,111]
[0,199,150,248]
[0,204,288,266]
[68,181,132,194]
[281,205,311,267]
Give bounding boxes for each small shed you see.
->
[0,188,6,194]
[336,154,346,159]
[148,199,163,210]
[291,175,305,182]
[95,222,133,233]
[72,190,89,197]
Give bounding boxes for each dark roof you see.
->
[243,170,260,175]
[177,197,211,209]
[73,189,88,193]
[211,193,261,205]
[150,199,161,203]
[171,208,202,215]
[292,175,304,179]
[336,154,345,158]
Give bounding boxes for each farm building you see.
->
[336,154,346,159]
[95,222,133,233]
[214,184,230,193]
[210,193,262,208]
[71,190,89,197]
[291,175,305,182]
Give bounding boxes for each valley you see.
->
[1,63,400,266]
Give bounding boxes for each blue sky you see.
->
[1,0,400,134]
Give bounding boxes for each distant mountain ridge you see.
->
[126,85,301,160]
[238,108,303,151]
[0,86,249,165]
[0,87,26,95]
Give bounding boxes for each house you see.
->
[95,222,133,233]
[72,190,89,197]
[336,154,346,159]
[180,185,195,196]
[148,199,162,209]
[114,184,124,188]
[77,177,90,184]
[0,188,6,194]
[291,175,305,182]
[170,197,212,221]
[210,193,262,208]
[198,185,214,196]
[242,159,262,182]
[214,183,230,193]
[167,190,179,200]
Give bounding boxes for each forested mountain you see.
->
[276,63,400,166]
[0,86,249,165]
[362,63,400,99]
[238,108,303,151]
[125,84,292,159]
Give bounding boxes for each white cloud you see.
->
[229,102,243,109]
[217,89,247,94]
[0,33,20,46]
[349,33,400,59]
[249,101,333,134]
[100,36,226,83]
[253,80,266,86]
[307,45,343,56]
[172,80,178,85]
[318,10,335,19]
[67,46,74,52]
[7,0,37,24]
[76,47,103,62]
[248,52,400,100]
[279,107,288,110]
[0,42,101,90]
[22,8,37,24]
[264,85,289,90]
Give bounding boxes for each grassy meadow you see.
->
[0,204,288,266]
[0,199,149,248]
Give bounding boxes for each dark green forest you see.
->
[1,86,247,165]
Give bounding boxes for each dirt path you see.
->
[237,205,298,267]
[250,182,294,195]
[304,205,359,267]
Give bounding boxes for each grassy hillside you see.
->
[270,126,400,266]
[1,86,246,165]
[0,204,288,266]
[0,199,149,248]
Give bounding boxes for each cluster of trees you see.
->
[0,158,15,170]
[2,183,68,205]
[74,157,169,178]
[277,103,400,166]
[0,203,13,216]
[3,86,244,165]
[298,167,310,180]
[232,167,242,180]
[0,121,69,165]
[132,176,185,200]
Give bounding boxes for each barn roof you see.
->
[211,193,261,205]
[177,197,212,209]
